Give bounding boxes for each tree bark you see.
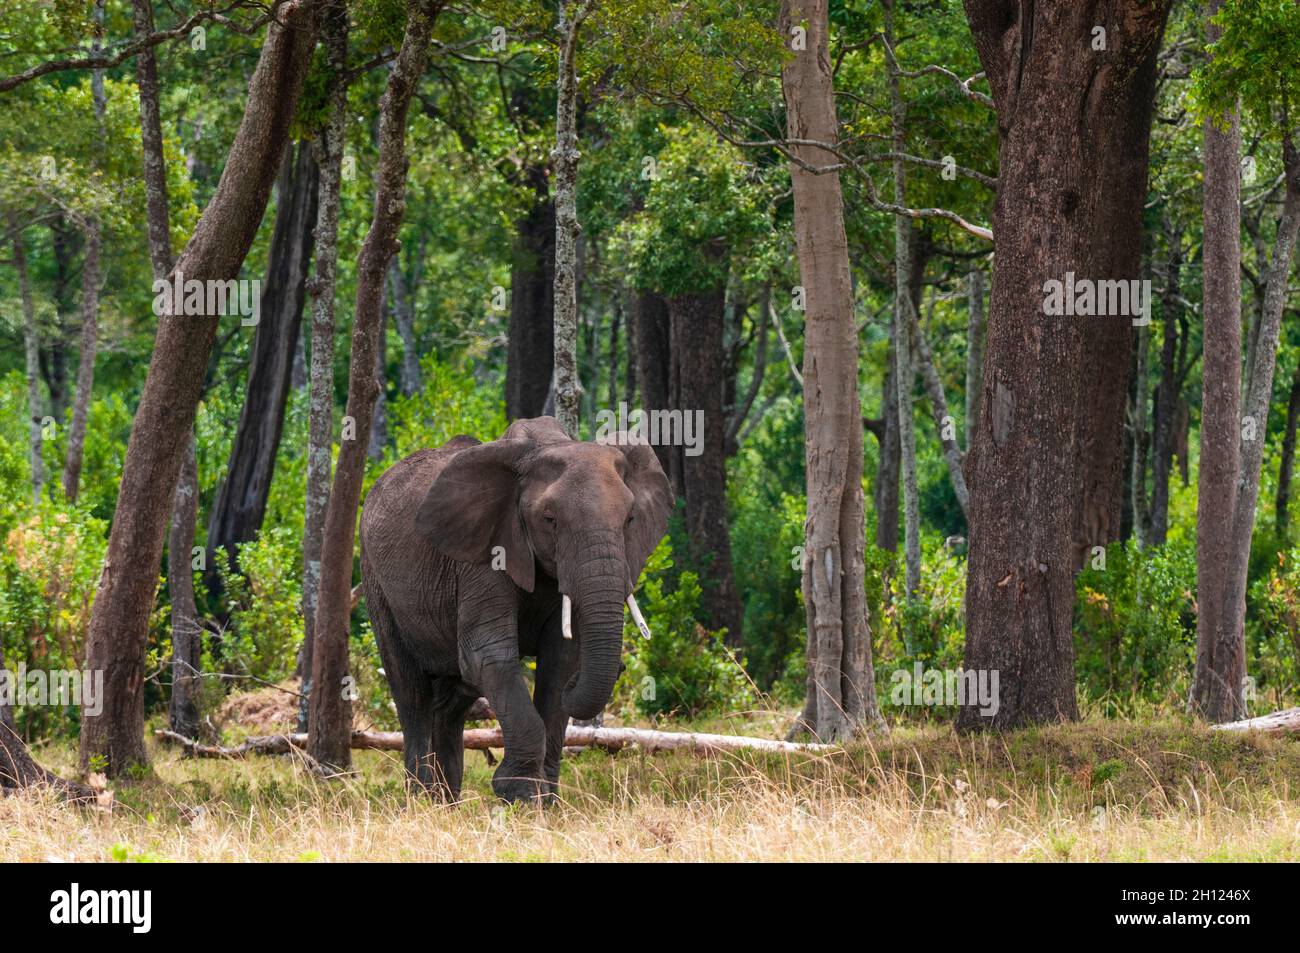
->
[13,231,44,503]
[1277,362,1300,542]
[505,173,555,419]
[208,142,319,593]
[78,2,318,776]
[168,435,201,739]
[300,0,348,734]
[133,0,172,281]
[670,286,744,645]
[633,289,678,488]
[964,267,985,451]
[308,0,438,770]
[958,0,1170,730]
[551,0,594,437]
[1131,315,1151,549]
[781,0,879,740]
[1190,0,1245,723]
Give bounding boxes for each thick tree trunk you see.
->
[207,142,319,592]
[1190,1,1245,723]
[1149,224,1182,545]
[781,0,879,740]
[308,0,437,770]
[958,0,1169,730]
[633,289,679,488]
[670,286,745,647]
[551,0,593,437]
[168,435,201,739]
[300,0,348,734]
[505,175,555,420]
[14,232,44,503]
[79,2,318,776]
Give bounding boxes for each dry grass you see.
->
[3,717,1299,862]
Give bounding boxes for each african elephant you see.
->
[359,416,672,802]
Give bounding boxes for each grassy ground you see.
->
[3,715,1299,861]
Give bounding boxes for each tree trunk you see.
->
[1190,0,1245,723]
[964,267,985,450]
[79,2,318,776]
[369,305,388,460]
[61,17,107,504]
[1131,317,1151,549]
[670,286,745,647]
[300,0,348,734]
[13,231,44,503]
[388,258,421,396]
[133,0,172,281]
[208,142,319,593]
[1149,223,1182,546]
[958,0,1170,731]
[875,314,901,551]
[885,4,921,598]
[633,289,678,488]
[308,0,438,770]
[1194,133,1300,720]
[506,174,555,419]
[781,0,879,740]
[1277,362,1300,542]
[551,0,593,437]
[168,435,201,738]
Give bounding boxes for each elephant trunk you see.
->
[560,531,628,721]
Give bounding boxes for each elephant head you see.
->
[414,416,672,719]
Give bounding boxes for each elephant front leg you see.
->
[461,635,547,804]
[533,613,577,796]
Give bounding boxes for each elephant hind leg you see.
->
[429,678,477,801]
[365,581,439,795]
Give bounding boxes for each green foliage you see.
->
[219,528,303,685]
[1193,0,1300,133]
[616,539,755,719]
[388,356,508,456]
[1248,548,1300,710]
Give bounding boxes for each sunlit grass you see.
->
[2,716,1298,861]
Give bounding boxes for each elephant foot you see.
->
[492,767,549,804]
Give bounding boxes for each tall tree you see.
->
[308,0,441,769]
[958,0,1171,730]
[506,169,556,420]
[79,3,319,775]
[781,0,880,739]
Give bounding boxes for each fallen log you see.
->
[1211,707,1300,735]
[156,725,833,759]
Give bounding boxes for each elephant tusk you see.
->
[627,593,651,639]
[562,594,573,639]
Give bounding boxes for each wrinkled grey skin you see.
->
[359,416,671,802]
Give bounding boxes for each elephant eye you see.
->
[543,515,556,526]
[626,514,635,525]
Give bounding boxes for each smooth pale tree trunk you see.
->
[14,232,43,503]
[965,268,985,451]
[551,0,594,437]
[1194,128,1300,719]
[958,0,1170,731]
[309,0,438,769]
[670,286,745,647]
[301,0,348,734]
[1191,1,1245,723]
[780,0,879,740]
[885,7,921,597]
[79,2,318,776]
[506,174,555,419]
[62,12,107,504]
[208,142,318,596]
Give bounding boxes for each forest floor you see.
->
[3,716,1299,861]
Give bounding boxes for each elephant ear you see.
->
[415,437,536,592]
[615,439,674,579]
